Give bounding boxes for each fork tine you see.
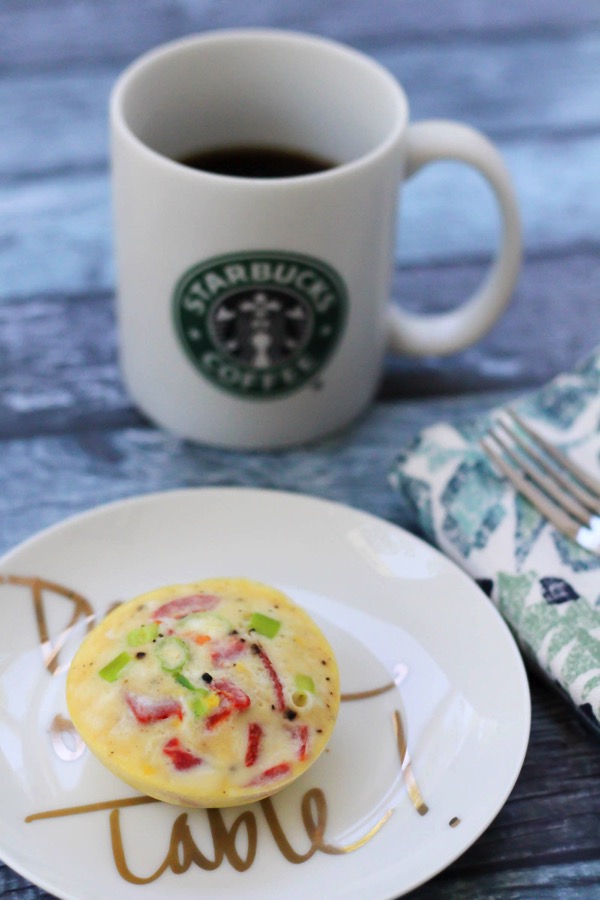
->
[481,436,582,541]
[507,409,600,498]
[497,414,600,514]
[489,425,592,526]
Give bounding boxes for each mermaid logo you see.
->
[173,252,347,399]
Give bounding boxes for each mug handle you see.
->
[387,120,522,356]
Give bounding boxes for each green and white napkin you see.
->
[390,348,600,737]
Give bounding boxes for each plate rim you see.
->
[0,486,531,899]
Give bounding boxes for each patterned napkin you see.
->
[390,348,600,737]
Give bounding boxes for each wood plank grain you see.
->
[410,678,600,898]
[376,34,600,139]
[383,249,600,399]
[0,396,598,898]
[1,1,599,898]
[1,131,598,302]
[0,251,598,439]
[0,864,53,899]
[2,32,599,180]
[1,0,599,74]
[0,390,511,554]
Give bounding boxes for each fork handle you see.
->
[482,437,580,541]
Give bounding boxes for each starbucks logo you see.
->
[173,252,347,399]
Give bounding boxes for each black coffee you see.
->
[178,144,336,179]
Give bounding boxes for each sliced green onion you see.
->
[295,674,315,694]
[174,672,196,691]
[127,623,159,647]
[189,689,212,718]
[156,636,190,673]
[249,612,281,639]
[99,651,131,682]
[291,690,310,708]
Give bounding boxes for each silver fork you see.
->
[481,408,600,555]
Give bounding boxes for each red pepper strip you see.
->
[205,679,251,731]
[289,724,309,761]
[245,723,263,767]
[211,679,251,711]
[210,636,247,666]
[205,706,233,731]
[125,692,183,725]
[254,644,285,712]
[248,762,291,786]
[163,737,203,770]
[152,593,220,621]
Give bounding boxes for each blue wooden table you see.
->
[1,1,600,897]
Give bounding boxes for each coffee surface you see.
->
[178,145,336,179]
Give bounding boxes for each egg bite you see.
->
[66,578,339,807]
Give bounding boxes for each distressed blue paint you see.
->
[2,1,600,897]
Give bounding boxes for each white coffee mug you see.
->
[111,29,521,449]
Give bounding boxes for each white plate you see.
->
[0,488,530,900]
